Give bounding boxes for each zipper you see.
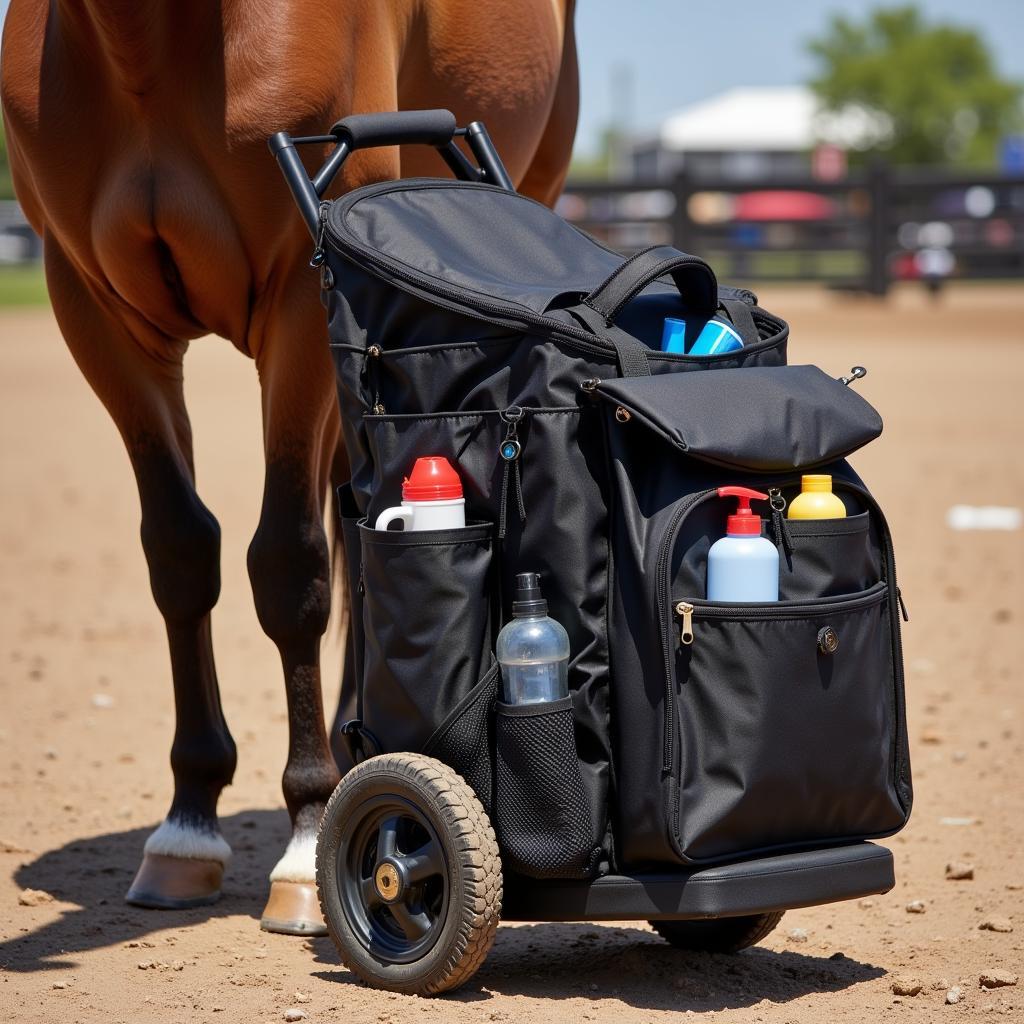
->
[324,184,777,368]
[655,474,908,804]
[364,343,384,414]
[655,487,717,769]
[672,582,888,641]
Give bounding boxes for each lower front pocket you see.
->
[495,697,603,880]
[670,583,907,862]
[359,521,496,755]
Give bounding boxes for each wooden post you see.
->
[670,170,693,253]
[867,160,890,297]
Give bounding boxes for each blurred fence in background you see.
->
[558,164,1024,294]
[4,168,1022,296]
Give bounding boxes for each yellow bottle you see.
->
[787,475,846,520]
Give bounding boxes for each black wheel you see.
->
[316,752,502,995]
[649,912,784,953]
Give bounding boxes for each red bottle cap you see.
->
[402,457,463,501]
[717,485,768,536]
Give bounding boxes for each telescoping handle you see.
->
[268,108,514,238]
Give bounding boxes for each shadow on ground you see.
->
[311,921,884,1011]
[1,809,289,972]
[4,816,885,1011]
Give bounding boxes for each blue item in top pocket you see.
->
[661,316,744,356]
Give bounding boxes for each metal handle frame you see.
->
[268,118,514,238]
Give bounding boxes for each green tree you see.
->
[807,5,1023,166]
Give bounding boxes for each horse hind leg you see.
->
[45,239,236,908]
[247,278,342,935]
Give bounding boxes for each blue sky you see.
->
[574,0,1024,154]
[3,0,1020,156]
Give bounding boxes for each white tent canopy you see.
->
[657,86,888,152]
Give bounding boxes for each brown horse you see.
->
[1,0,578,934]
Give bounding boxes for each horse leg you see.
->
[44,239,237,907]
[247,278,342,935]
[512,1,579,206]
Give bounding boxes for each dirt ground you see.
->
[1,284,1022,1023]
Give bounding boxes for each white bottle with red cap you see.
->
[707,486,779,602]
[374,456,466,531]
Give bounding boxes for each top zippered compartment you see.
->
[323,178,783,363]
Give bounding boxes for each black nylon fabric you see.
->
[674,585,906,861]
[359,521,496,755]
[781,512,882,601]
[593,366,883,472]
[317,172,909,878]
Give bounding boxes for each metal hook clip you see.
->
[839,366,867,386]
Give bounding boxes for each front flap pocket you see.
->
[359,521,495,755]
[495,698,602,880]
[671,584,908,862]
[593,365,882,471]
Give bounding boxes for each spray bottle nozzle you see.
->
[717,486,769,536]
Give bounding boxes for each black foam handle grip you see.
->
[329,109,457,150]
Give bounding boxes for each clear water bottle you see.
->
[496,572,570,704]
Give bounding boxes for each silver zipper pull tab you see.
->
[676,601,694,646]
[309,202,329,268]
[839,365,867,386]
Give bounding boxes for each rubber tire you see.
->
[649,912,784,953]
[316,753,502,995]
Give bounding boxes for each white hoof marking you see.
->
[269,831,317,884]
[143,818,232,865]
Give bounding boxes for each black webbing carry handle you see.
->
[584,245,719,325]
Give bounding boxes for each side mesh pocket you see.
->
[495,698,601,880]
[423,658,501,814]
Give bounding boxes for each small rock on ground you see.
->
[293,991,311,1003]
[945,861,975,880]
[891,975,923,997]
[979,969,1018,989]
[284,1011,308,1022]
[906,900,927,913]
[17,888,54,906]
[946,986,963,1005]
[788,928,809,943]
[978,917,1013,933]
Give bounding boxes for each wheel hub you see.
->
[373,860,403,903]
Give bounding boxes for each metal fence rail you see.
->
[558,165,1024,295]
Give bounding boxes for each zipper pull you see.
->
[675,601,694,646]
[769,488,794,564]
[309,202,329,268]
[497,406,527,539]
[357,564,365,596]
[896,587,909,622]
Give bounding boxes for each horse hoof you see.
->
[125,853,223,909]
[260,880,327,936]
